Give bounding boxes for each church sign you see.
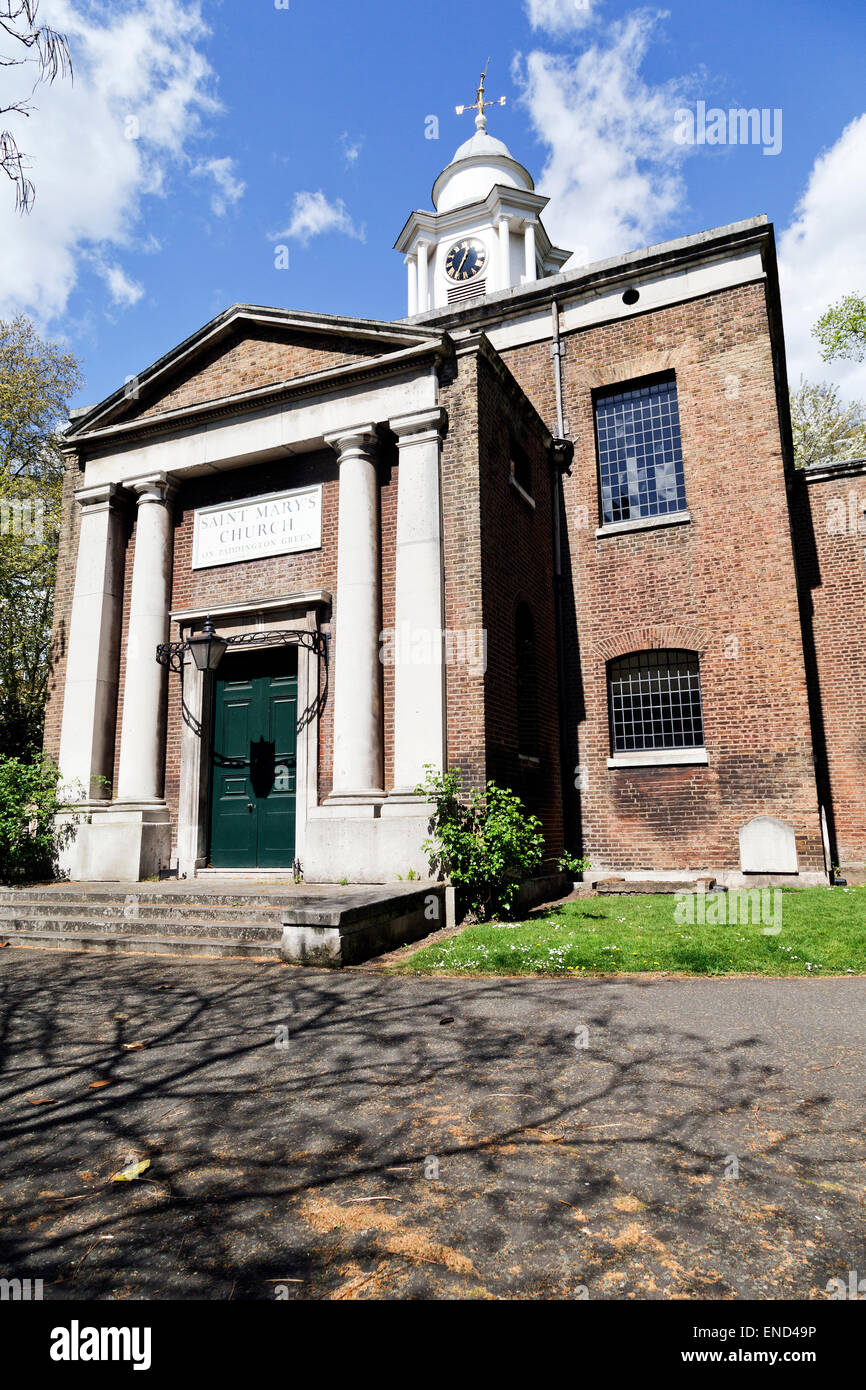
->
[192,484,322,570]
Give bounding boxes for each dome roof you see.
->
[451,128,514,163]
[432,116,534,214]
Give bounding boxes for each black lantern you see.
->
[187,616,228,672]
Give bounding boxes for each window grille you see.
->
[608,649,704,752]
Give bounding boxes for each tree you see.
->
[789,377,866,470]
[0,314,83,756]
[1,0,72,211]
[813,292,866,364]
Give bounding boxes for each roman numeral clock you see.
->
[445,237,488,283]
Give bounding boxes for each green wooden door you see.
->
[209,649,298,869]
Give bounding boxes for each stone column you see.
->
[524,222,537,283]
[417,242,430,313]
[116,474,176,802]
[498,218,511,290]
[406,255,418,316]
[387,408,448,799]
[58,483,127,800]
[325,425,384,802]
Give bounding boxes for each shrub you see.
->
[557,851,593,877]
[0,754,77,883]
[415,766,545,920]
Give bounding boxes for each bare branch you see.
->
[0,0,72,210]
[0,128,34,210]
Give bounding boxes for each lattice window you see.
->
[595,376,686,525]
[608,650,704,753]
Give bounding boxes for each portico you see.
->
[55,309,454,882]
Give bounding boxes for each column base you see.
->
[304,803,434,883]
[57,802,173,883]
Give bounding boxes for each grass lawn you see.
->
[397,886,866,977]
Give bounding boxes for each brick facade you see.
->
[499,283,825,873]
[49,227,863,884]
[791,464,866,875]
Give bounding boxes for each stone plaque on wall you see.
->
[192,484,322,570]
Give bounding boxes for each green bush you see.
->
[0,754,77,883]
[557,851,593,877]
[415,765,545,920]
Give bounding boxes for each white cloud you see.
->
[273,190,365,246]
[340,132,363,167]
[778,114,866,402]
[515,11,695,267]
[192,155,246,216]
[525,0,600,34]
[99,261,145,307]
[0,0,229,324]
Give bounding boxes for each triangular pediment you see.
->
[69,305,442,436]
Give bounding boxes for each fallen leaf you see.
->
[88,1080,112,1089]
[122,1043,147,1051]
[26,1095,56,1106]
[111,1159,151,1182]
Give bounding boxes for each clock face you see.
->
[444,238,488,282]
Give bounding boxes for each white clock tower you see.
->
[395,67,572,315]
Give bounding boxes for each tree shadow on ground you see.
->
[0,952,862,1300]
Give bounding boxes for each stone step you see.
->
[0,900,286,924]
[0,915,284,942]
[0,888,296,909]
[594,877,717,895]
[0,929,282,961]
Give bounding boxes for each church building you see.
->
[44,79,866,889]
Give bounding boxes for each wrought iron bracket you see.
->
[156,627,329,674]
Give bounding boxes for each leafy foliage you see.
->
[789,376,866,469]
[0,314,83,755]
[814,292,866,364]
[0,752,77,882]
[557,851,592,876]
[415,765,545,920]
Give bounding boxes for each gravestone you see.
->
[739,816,798,874]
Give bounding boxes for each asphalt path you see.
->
[0,949,863,1300]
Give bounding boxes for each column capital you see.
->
[123,472,178,505]
[389,407,447,443]
[74,482,128,514]
[324,424,380,458]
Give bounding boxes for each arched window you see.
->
[608,650,704,753]
[515,603,539,759]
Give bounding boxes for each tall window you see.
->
[515,603,539,759]
[608,650,704,753]
[595,375,686,525]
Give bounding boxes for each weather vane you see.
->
[455,60,506,130]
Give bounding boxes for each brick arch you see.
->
[588,625,711,662]
[573,347,691,394]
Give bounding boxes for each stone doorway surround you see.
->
[171,590,329,880]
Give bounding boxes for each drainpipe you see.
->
[549,299,575,861]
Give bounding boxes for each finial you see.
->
[455,59,506,126]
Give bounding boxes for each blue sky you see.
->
[2,0,865,407]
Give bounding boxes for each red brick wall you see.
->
[134,325,385,420]
[500,283,824,873]
[792,467,866,872]
[475,349,563,864]
[43,459,85,764]
[439,353,487,794]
